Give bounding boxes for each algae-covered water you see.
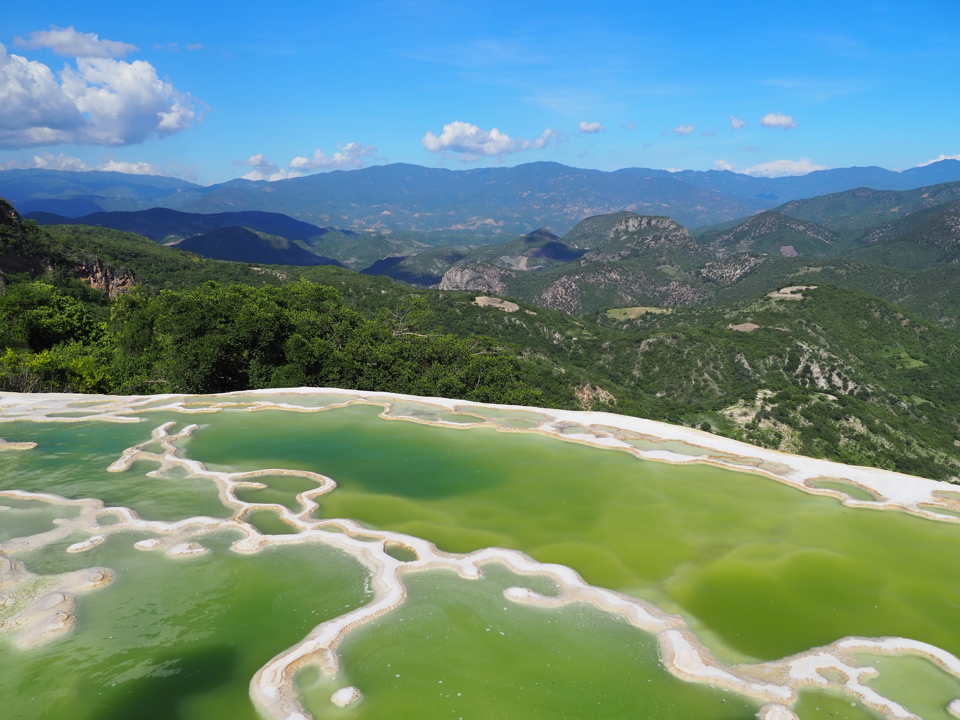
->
[2,391,960,720]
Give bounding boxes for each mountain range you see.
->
[4,159,960,236]
[412,179,960,314]
[19,173,960,320]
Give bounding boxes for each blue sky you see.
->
[1,0,958,183]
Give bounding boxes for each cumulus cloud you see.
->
[578,120,603,134]
[289,142,376,171]
[422,121,556,158]
[241,154,293,181]
[0,42,198,148]
[15,26,137,58]
[241,143,377,181]
[713,160,736,171]
[743,158,825,177]
[8,152,90,171]
[99,159,160,174]
[729,116,746,129]
[0,152,160,174]
[673,124,695,135]
[760,112,797,129]
[916,153,960,167]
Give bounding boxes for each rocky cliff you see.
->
[75,259,136,299]
[439,264,513,294]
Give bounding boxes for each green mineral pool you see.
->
[1,389,959,720]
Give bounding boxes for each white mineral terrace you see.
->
[1,388,960,720]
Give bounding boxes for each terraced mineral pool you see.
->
[0,535,370,720]
[2,389,960,720]
[300,568,757,719]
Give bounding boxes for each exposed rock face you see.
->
[791,341,863,395]
[574,383,616,410]
[439,264,512,294]
[567,213,692,255]
[75,259,136,299]
[537,275,583,314]
[699,255,765,285]
[610,214,687,242]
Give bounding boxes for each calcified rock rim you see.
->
[1,388,959,720]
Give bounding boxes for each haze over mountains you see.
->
[4,159,960,236]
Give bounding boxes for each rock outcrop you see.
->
[75,259,136,299]
[574,383,616,410]
[439,264,512,294]
[699,255,765,285]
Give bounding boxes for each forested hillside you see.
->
[2,197,959,481]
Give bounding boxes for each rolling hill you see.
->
[852,201,960,268]
[361,247,472,286]
[27,207,328,243]
[775,181,960,238]
[26,206,461,269]
[175,226,343,266]
[696,211,841,257]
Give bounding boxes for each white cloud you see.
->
[20,152,90,171]
[99,159,160,174]
[760,112,797,129]
[15,26,137,58]
[289,142,376,170]
[0,152,160,174]
[422,121,556,158]
[0,42,198,148]
[673,124,695,135]
[714,160,736,171]
[743,158,826,177]
[578,120,603,134]
[241,154,294,181]
[241,142,378,181]
[915,153,960,167]
[729,116,746,129]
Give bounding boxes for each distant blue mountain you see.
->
[5,160,960,235]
